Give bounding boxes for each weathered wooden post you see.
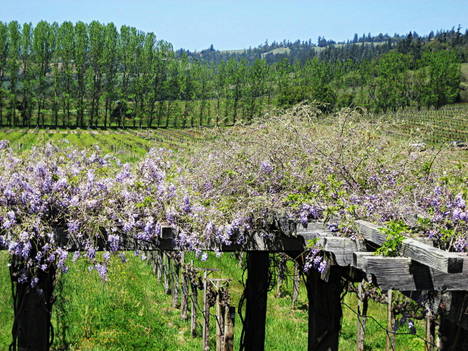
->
[438,292,468,351]
[425,311,435,351]
[156,251,162,280]
[181,268,189,320]
[11,265,56,351]
[276,254,286,298]
[172,255,180,308]
[356,281,368,351]
[190,261,198,337]
[163,253,171,294]
[292,262,300,308]
[202,271,210,351]
[224,306,235,351]
[215,286,225,351]
[386,290,395,351]
[306,266,344,351]
[243,252,269,351]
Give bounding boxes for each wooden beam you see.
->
[357,220,464,273]
[353,253,468,291]
[306,266,344,351]
[243,252,269,351]
[297,224,366,266]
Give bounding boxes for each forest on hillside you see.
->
[179,26,468,65]
[0,21,464,128]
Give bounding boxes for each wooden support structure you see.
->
[172,257,180,308]
[243,252,269,351]
[12,267,56,351]
[202,271,210,351]
[306,266,344,351]
[385,290,395,351]
[215,289,224,351]
[356,220,464,273]
[439,292,468,351]
[356,281,368,351]
[181,270,189,320]
[4,218,468,351]
[163,253,171,294]
[425,311,435,351]
[292,262,300,308]
[275,254,286,298]
[224,306,235,351]
[190,275,198,338]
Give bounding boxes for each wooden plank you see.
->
[296,225,366,266]
[357,220,464,273]
[352,254,468,291]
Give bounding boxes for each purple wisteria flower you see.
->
[260,161,273,174]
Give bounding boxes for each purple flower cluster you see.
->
[303,248,328,274]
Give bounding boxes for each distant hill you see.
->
[177,27,468,64]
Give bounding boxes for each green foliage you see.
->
[375,221,409,257]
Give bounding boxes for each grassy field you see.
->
[0,128,210,162]
[376,103,468,144]
[0,105,465,350]
[0,252,426,351]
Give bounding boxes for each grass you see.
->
[0,252,427,350]
[376,103,468,144]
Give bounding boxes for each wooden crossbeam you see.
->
[297,223,366,266]
[353,252,468,291]
[356,220,465,273]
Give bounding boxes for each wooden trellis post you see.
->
[172,255,180,308]
[202,270,210,351]
[243,252,269,351]
[190,262,198,337]
[163,253,171,295]
[306,266,344,351]
[439,292,468,351]
[292,262,300,308]
[215,286,225,351]
[425,311,435,351]
[156,251,162,280]
[11,261,56,351]
[356,281,368,351]
[276,254,286,298]
[386,290,395,351]
[224,306,235,351]
[181,268,189,320]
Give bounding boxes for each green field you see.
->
[0,252,426,351]
[377,103,468,144]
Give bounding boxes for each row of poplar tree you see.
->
[0,21,462,128]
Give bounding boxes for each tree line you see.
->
[0,21,462,128]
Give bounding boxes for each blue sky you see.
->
[1,0,467,50]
